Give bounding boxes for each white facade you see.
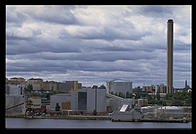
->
[50,88,107,112]
[6,84,24,96]
[50,94,72,111]
[6,95,25,116]
[107,80,132,97]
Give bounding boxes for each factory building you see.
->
[106,79,132,97]
[50,88,106,113]
[106,93,133,113]
[50,94,72,111]
[6,83,25,96]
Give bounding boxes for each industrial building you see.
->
[106,93,132,112]
[6,95,25,116]
[6,84,25,96]
[106,79,132,97]
[50,88,106,113]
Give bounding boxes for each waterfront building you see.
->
[106,79,132,98]
[106,93,133,113]
[6,95,25,116]
[6,83,25,96]
[50,88,107,113]
[50,93,72,111]
[6,78,25,116]
[71,88,107,112]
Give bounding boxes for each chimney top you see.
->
[168,19,173,23]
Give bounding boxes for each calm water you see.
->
[6,118,192,129]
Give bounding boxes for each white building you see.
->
[106,79,132,97]
[50,88,107,112]
[6,84,25,96]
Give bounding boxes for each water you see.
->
[6,118,192,129]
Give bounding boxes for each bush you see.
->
[93,109,97,115]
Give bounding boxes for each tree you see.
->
[126,92,130,98]
[118,92,124,98]
[93,109,97,115]
[114,92,118,96]
[25,84,33,91]
[156,92,160,101]
[46,93,50,100]
[92,85,98,89]
[55,103,60,111]
[98,84,106,89]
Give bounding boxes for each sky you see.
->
[6,5,192,88]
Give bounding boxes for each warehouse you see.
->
[50,88,106,113]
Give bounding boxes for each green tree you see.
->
[156,92,160,101]
[25,84,33,91]
[98,84,106,89]
[92,85,98,89]
[93,109,97,115]
[126,92,131,98]
[118,92,124,98]
[55,103,60,111]
[114,92,118,96]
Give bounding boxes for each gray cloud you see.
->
[6,5,192,88]
[137,6,173,17]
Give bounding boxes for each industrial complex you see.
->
[5,19,192,122]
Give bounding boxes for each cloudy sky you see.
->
[6,5,192,88]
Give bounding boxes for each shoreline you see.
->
[6,115,191,123]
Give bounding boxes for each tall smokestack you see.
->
[167,19,173,94]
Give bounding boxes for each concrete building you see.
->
[72,88,107,112]
[65,81,79,92]
[106,79,132,97]
[50,88,107,113]
[50,94,72,111]
[6,84,25,96]
[6,78,26,116]
[167,19,174,94]
[6,95,25,116]
[57,82,68,92]
[27,78,43,90]
[78,83,82,89]
[106,93,132,113]
[57,81,82,93]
